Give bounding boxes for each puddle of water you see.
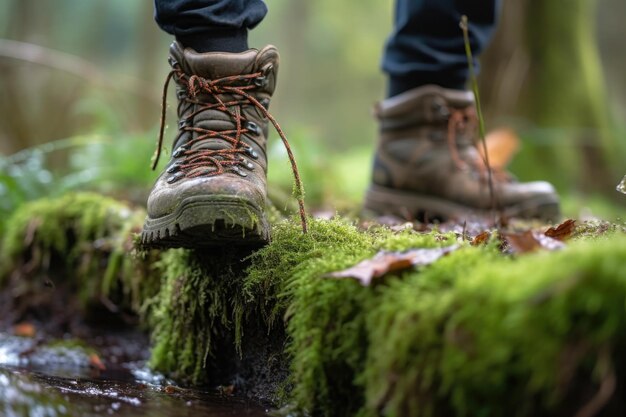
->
[1,367,270,417]
[0,332,271,417]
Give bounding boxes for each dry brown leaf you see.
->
[471,231,491,246]
[503,230,540,253]
[325,245,459,286]
[480,128,520,169]
[13,322,36,338]
[545,219,576,241]
[89,353,106,371]
[164,385,179,394]
[503,230,565,254]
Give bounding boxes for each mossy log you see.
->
[2,192,626,416]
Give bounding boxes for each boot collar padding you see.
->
[374,84,475,130]
[169,41,279,85]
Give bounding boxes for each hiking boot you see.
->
[364,84,560,222]
[141,42,279,248]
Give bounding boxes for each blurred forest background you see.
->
[0,0,624,231]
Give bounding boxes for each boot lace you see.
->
[151,63,308,233]
[446,107,510,183]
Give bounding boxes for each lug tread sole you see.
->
[141,197,269,249]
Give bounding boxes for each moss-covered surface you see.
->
[146,248,248,383]
[362,237,626,416]
[2,192,626,416]
[0,192,158,330]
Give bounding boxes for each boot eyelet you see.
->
[245,146,259,159]
[254,76,267,87]
[166,163,181,173]
[239,157,255,170]
[232,166,248,177]
[262,64,274,76]
[167,172,184,183]
[168,57,178,68]
[178,118,191,129]
[260,98,270,110]
[245,121,261,135]
[172,145,188,158]
[176,90,187,99]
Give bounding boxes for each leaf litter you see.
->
[544,219,576,241]
[325,245,459,286]
[329,218,587,286]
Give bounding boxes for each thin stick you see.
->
[0,39,159,103]
[460,16,499,224]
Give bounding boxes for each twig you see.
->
[462,220,467,242]
[459,16,499,225]
[0,39,159,103]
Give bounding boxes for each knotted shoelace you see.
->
[151,64,308,233]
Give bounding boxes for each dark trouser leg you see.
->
[383,0,501,97]
[153,0,268,53]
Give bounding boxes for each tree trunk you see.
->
[480,0,623,198]
[525,0,618,192]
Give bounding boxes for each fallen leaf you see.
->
[13,322,36,338]
[502,230,539,253]
[89,353,106,371]
[480,128,520,169]
[545,219,576,241]
[164,385,179,394]
[325,245,459,286]
[503,230,565,254]
[471,231,491,246]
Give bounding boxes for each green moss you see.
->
[244,219,375,415]
[240,219,626,416]
[146,248,249,384]
[0,192,156,312]
[573,219,626,241]
[3,192,626,417]
[363,234,626,417]
[243,219,456,415]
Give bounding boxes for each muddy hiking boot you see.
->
[364,84,560,222]
[142,42,285,248]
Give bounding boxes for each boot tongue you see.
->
[171,42,259,79]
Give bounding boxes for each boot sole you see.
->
[364,184,560,222]
[141,196,270,249]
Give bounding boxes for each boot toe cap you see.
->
[147,174,266,219]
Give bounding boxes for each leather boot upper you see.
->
[371,84,559,213]
[147,42,278,219]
